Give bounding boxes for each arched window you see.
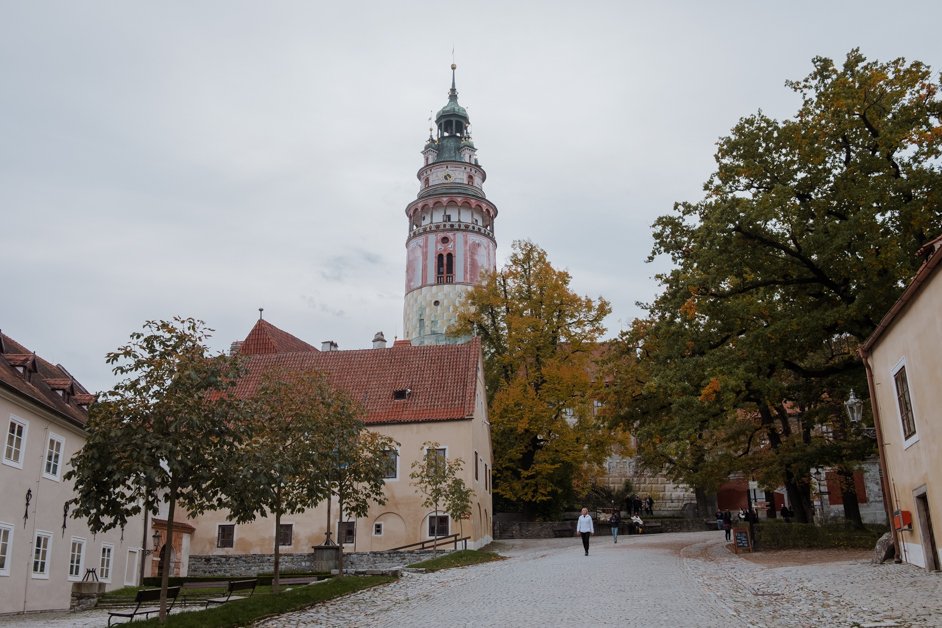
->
[467,175,474,185]
[424,177,430,188]
[446,253,454,276]
[437,254,445,280]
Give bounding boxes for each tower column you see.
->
[403,65,498,345]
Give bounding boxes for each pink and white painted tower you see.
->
[403,65,498,345]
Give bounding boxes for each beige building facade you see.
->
[861,235,942,570]
[179,320,493,572]
[1,332,146,615]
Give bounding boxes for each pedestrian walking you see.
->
[576,507,594,555]
[609,511,621,543]
[722,510,732,541]
[645,495,654,516]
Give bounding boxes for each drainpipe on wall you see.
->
[859,347,903,563]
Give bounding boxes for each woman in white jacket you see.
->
[576,507,594,556]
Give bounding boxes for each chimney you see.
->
[372,331,387,349]
[229,341,244,355]
[321,340,339,352]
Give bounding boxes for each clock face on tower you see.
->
[443,173,453,181]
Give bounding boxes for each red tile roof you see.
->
[234,324,481,425]
[0,332,93,428]
[238,319,319,355]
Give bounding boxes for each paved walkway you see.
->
[3,531,940,627]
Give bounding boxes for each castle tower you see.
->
[403,64,498,345]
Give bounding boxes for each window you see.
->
[474,451,479,481]
[485,463,489,492]
[3,416,28,468]
[426,447,446,473]
[217,524,235,548]
[277,524,293,547]
[382,449,398,479]
[32,531,52,578]
[0,523,12,576]
[99,544,114,582]
[894,365,917,440]
[68,537,86,580]
[428,515,449,537]
[338,521,355,544]
[373,523,383,536]
[43,433,65,481]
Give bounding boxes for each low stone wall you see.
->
[494,521,571,539]
[187,547,447,577]
[493,518,706,539]
[345,549,443,571]
[188,547,339,577]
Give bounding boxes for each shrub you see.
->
[756,520,888,550]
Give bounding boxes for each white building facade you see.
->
[0,332,145,615]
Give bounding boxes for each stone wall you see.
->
[188,547,339,577]
[345,550,443,571]
[187,547,447,577]
[493,521,571,539]
[603,454,697,515]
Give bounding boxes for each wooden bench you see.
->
[204,578,258,607]
[107,586,180,626]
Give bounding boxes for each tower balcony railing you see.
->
[436,274,455,284]
[408,221,494,239]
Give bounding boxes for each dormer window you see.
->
[393,388,411,400]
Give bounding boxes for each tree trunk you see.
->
[273,507,281,593]
[837,465,865,529]
[159,484,177,622]
[694,487,716,519]
[337,486,344,575]
[784,472,813,524]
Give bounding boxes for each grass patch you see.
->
[756,520,887,550]
[132,575,394,627]
[407,549,503,572]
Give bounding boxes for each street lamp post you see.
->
[845,389,876,438]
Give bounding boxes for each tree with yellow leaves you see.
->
[452,240,624,518]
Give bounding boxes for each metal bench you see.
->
[204,578,258,607]
[107,586,180,626]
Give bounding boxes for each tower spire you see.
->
[449,63,458,99]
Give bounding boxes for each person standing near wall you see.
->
[576,508,594,556]
[609,510,621,543]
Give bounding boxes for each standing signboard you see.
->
[733,524,752,553]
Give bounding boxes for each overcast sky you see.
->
[2,1,940,393]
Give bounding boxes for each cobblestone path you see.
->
[3,531,939,627]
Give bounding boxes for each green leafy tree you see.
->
[410,441,473,545]
[319,394,396,574]
[218,369,336,592]
[610,49,942,524]
[66,317,246,621]
[452,240,626,518]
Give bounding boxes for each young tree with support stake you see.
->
[66,317,247,622]
[410,441,473,547]
[323,417,397,575]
